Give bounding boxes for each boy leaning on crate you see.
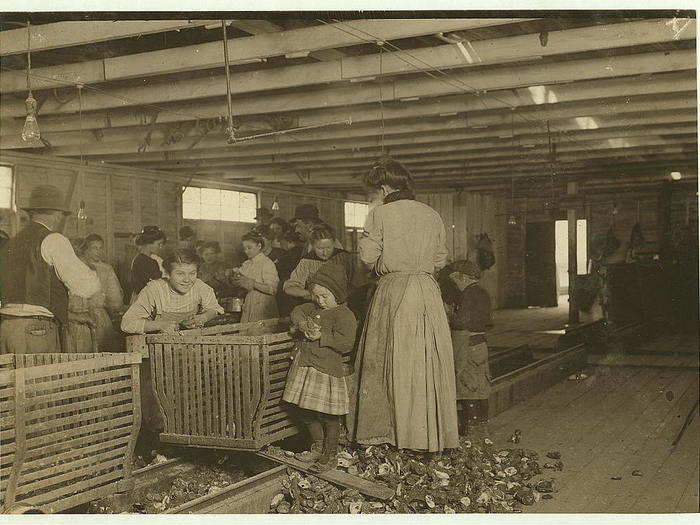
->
[282,260,358,473]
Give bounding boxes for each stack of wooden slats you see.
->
[0,352,142,514]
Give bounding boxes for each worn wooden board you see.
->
[487,327,700,516]
[257,451,395,501]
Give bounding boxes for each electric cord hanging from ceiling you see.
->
[378,41,386,156]
[221,20,237,143]
[21,21,41,143]
[78,83,84,164]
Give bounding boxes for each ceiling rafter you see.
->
[0,20,693,120]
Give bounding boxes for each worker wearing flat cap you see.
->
[255,207,273,228]
[0,184,100,354]
[439,259,493,441]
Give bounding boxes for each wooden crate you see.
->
[126,317,284,358]
[0,352,142,514]
[146,319,299,451]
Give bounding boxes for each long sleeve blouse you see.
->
[239,253,279,295]
[359,198,449,275]
[283,250,351,296]
[121,278,223,334]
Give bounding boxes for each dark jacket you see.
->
[1,222,69,323]
[448,283,492,332]
[130,253,161,297]
[291,302,358,377]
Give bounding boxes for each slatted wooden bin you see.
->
[0,352,142,514]
[146,319,299,451]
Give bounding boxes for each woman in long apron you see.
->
[348,159,459,453]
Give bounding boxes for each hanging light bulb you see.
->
[21,22,41,142]
[271,196,280,211]
[22,93,40,142]
[77,200,88,221]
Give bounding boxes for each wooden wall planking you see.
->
[415,190,503,308]
[0,152,350,271]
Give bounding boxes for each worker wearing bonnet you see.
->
[283,260,358,472]
[130,225,167,301]
[440,259,493,440]
[0,184,100,353]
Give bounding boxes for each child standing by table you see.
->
[282,261,358,473]
[440,260,493,441]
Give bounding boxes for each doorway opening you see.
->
[555,219,588,302]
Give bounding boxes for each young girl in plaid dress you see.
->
[282,261,358,472]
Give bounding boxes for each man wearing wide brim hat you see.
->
[255,207,273,228]
[0,184,100,354]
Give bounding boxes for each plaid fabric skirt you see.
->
[282,357,350,415]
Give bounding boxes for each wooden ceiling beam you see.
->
[118,121,697,170]
[0,20,220,56]
[0,18,531,94]
[0,23,693,119]
[40,98,695,157]
[204,147,697,183]
[301,165,699,191]
[2,62,693,138]
[244,156,698,188]
[225,19,347,62]
[163,139,697,175]
[5,90,693,151]
[136,126,698,172]
[313,157,699,181]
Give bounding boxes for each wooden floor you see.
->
[489,300,569,350]
[489,330,700,514]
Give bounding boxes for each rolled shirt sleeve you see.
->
[283,260,312,295]
[358,207,383,268]
[41,233,100,298]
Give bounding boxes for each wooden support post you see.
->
[567,181,580,327]
[657,181,672,265]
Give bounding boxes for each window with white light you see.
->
[344,201,369,229]
[182,186,257,223]
[0,166,12,209]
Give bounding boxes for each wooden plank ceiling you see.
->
[0,15,697,194]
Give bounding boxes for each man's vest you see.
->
[1,222,69,323]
